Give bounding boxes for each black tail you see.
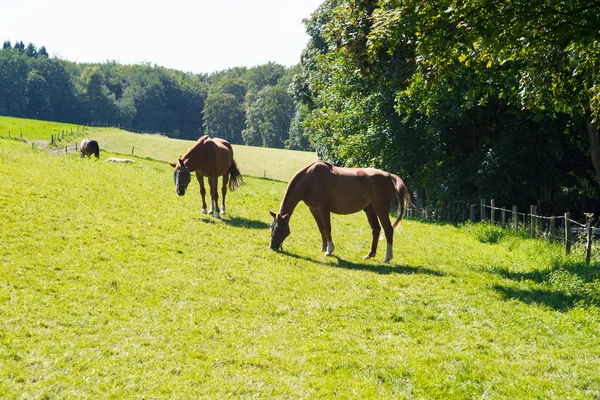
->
[93,142,100,158]
[228,159,243,191]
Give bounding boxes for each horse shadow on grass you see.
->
[279,251,445,276]
[487,260,600,311]
[222,216,269,230]
[331,256,446,276]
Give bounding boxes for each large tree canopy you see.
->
[295,0,599,216]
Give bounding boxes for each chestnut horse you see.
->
[270,161,410,263]
[170,135,242,218]
[80,138,99,158]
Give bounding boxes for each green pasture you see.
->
[1,135,600,398]
[0,116,89,141]
[0,116,317,181]
[91,129,318,182]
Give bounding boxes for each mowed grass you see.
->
[1,138,600,398]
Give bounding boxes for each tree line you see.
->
[0,41,310,150]
[292,0,600,219]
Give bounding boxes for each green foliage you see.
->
[296,0,600,218]
[244,85,295,148]
[0,45,306,149]
[1,137,600,398]
[203,92,245,144]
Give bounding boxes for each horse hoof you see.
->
[325,251,333,257]
[364,254,375,260]
[220,207,226,214]
[215,212,221,219]
[202,209,207,214]
[383,258,391,263]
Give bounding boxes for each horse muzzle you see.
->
[270,242,282,252]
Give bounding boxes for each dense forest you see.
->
[2,0,600,219]
[0,40,310,150]
[292,0,600,219]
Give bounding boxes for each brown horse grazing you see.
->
[80,138,99,158]
[170,135,243,218]
[270,161,410,263]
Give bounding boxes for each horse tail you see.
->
[94,142,100,158]
[228,159,243,191]
[391,174,411,229]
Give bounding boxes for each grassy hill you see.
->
[1,122,600,398]
[0,116,317,181]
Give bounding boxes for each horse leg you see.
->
[208,176,220,218]
[220,173,229,214]
[309,207,327,252]
[363,205,381,259]
[319,207,334,256]
[375,208,395,263]
[197,175,207,214]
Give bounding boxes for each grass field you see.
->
[0,116,317,182]
[1,120,600,398]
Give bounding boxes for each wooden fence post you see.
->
[549,217,555,241]
[501,207,506,229]
[586,220,593,265]
[513,206,518,232]
[565,212,572,255]
[470,204,476,221]
[132,147,135,155]
[490,199,496,224]
[530,205,537,238]
[480,199,486,221]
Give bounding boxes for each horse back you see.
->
[187,136,233,176]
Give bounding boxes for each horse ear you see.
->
[270,211,277,219]
[169,163,177,168]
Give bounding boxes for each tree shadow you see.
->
[492,285,583,312]
[486,260,600,311]
[223,216,269,229]
[490,260,600,285]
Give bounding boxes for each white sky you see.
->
[1,0,324,74]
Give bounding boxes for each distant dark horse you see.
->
[170,135,243,218]
[270,161,410,263]
[80,138,99,158]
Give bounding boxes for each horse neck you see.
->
[182,136,210,170]
[278,172,306,216]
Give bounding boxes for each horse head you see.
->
[269,211,290,251]
[171,159,191,196]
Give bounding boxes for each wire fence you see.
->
[405,198,597,265]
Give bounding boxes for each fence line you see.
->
[405,198,596,265]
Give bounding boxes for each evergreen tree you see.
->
[25,43,37,58]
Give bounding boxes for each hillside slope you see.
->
[0,137,599,398]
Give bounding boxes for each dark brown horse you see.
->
[170,135,243,218]
[80,138,99,158]
[270,161,410,263]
